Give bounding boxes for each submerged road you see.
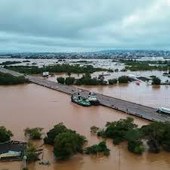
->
[1,67,170,122]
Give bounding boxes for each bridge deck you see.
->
[1,68,170,122]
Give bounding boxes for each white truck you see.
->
[157,107,170,115]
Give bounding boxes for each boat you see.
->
[71,94,91,107]
[157,107,170,115]
[87,93,100,105]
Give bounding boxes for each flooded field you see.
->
[0,84,170,170]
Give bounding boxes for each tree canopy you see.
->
[54,131,86,160]
[24,127,43,140]
[0,126,13,143]
[152,77,161,85]
[0,72,27,85]
[85,141,110,156]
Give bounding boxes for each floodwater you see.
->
[79,82,170,108]
[0,84,170,170]
[48,71,170,108]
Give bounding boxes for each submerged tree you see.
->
[128,140,144,154]
[25,142,39,162]
[141,121,170,153]
[118,76,129,84]
[53,131,86,160]
[57,77,65,84]
[44,123,69,145]
[152,77,161,85]
[0,126,13,143]
[65,77,75,85]
[104,117,137,144]
[24,127,43,140]
[85,141,110,156]
[108,79,117,85]
[0,72,27,85]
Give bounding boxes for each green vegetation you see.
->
[0,126,13,143]
[96,118,143,154]
[57,74,134,86]
[44,123,69,145]
[141,121,170,153]
[57,74,107,86]
[0,61,22,65]
[5,64,107,75]
[65,77,75,85]
[24,127,43,140]
[128,140,144,154]
[121,60,170,71]
[152,77,161,85]
[44,123,86,160]
[57,77,65,84]
[85,141,110,156]
[125,129,144,154]
[0,72,27,85]
[102,117,137,144]
[90,126,99,134]
[108,78,118,85]
[75,74,106,85]
[94,118,170,155]
[22,168,28,170]
[54,131,86,160]
[118,76,129,84]
[25,142,39,162]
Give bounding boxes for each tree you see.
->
[44,123,69,145]
[152,77,161,85]
[25,142,39,162]
[65,77,75,85]
[104,117,137,144]
[128,140,144,154]
[0,72,27,85]
[53,131,86,160]
[57,77,65,84]
[108,79,117,85]
[118,76,129,83]
[0,126,13,143]
[24,127,43,140]
[141,121,170,153]
[75,74,100,85]
[85,141,110,156]
[90,126,99,134]
[125,129,144,154]
[67,71,71,77]
[147,138,160,153]
[125,129,142,142]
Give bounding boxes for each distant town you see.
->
[0,50,170,60]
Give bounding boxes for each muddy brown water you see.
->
[0,84,169,170]
[48,72,170,108]
[77,83,170,108]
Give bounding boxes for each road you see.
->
[1,67,170,122]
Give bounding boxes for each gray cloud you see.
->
[0,0,170,52]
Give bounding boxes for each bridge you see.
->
[1,67,170,122]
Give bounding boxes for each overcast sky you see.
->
[0,0,170,52]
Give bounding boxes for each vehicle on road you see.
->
[87,92,100,105]
[157,107,170,115]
